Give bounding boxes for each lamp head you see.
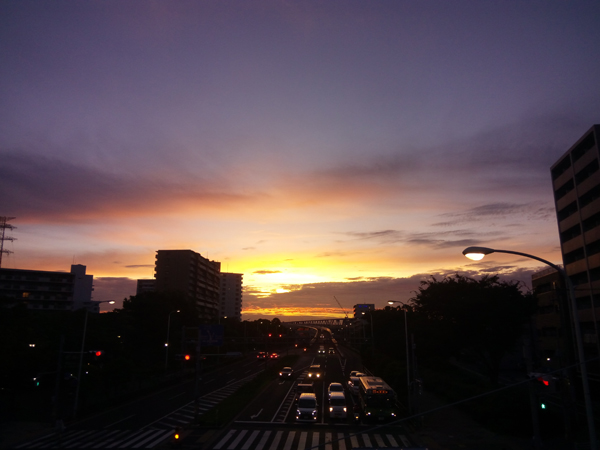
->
[462,246,495,261]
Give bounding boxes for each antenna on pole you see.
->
[0,217,16,269]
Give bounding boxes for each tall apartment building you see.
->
[154,250,221,321]
[550,124,600,370]
[219,272,243,321]
[0,264,97,312]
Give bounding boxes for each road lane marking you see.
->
[283,431,295,450]
[337,433,347,450]
[268,430,284,450]
[297,431,307,450]
[374,433,386,447]
[311,431,319,449]
[167,392,185,400]
[250,408,263,419]
[325,432,333,450]
[361,433,372,447]
[214,429,236,449]
[255,430,271,450]
[241,430,260,450]
[227,429,248,450]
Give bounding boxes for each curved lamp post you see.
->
[463,246,597,450]
[388,300,412,414]
[74,300,115,419]
[165,310,180,370]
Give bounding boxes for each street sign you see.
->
[199,324,224,346]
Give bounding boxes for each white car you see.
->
[328,382,344,398]
[329,391,347,419]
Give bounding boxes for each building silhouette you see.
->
[550,124,600,375]
[0,264,98,312]
[219,272,243,321]
[154,249,221,321]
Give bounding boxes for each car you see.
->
[328,391,347,419]
[279,367,293,379]
[256,352,268,359]
[269,352,279,359]
[328,348,335,354]
[307,364,322,379]
[349,370,365,378]
[296,393,318,422]
[328,382,344,398]
[318,346,325,354]
[295,382,314,401]
[348,373,365,395]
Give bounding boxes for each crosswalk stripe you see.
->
[255,430,271,450]
[361,433,372,447]
[214,429,236,449]
[227,429,248,450]
[324,432,333,450]
[241,430,260,450]
[283,431,295,450]
[350,434,359,448]
[337,433,346,450]
[386,434,398,447]
[297,431,308,450]
[130,429,169,448]
[311,431,319,449]
[92,430,132,448]
[268,430,284,450]
[374,434,386,447]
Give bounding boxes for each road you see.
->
[194,331,420,450]
[9,356,268,449]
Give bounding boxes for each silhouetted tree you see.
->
[410,274,535,384]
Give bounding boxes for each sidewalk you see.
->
[411,390,561,450]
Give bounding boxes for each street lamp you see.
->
[165,310,180,370]
[463,246,597,450]
[74,300,115,420]
[388,301,412,414]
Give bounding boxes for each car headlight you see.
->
[312,410,317,416]
[391,413,396,417]
[366,412,371,416]
[329,407,333,412]
[343,407,347,412]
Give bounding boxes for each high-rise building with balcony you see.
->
[0,264,97,312]
[154,250,221,321]
[550,124,600,370]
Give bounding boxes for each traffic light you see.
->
[535,375,557,393]
[184,354,191,361]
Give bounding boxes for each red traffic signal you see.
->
[184,354,191,361]
[95,350,103,357]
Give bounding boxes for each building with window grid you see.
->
[550,124,600,372]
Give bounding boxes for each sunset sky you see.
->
[1,1,600,320]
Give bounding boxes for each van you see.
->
[296,393,318,422]
[328,391,347,419]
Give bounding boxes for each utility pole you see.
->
[0,216,16,268]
